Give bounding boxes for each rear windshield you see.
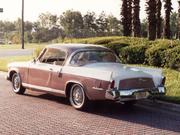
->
[70,50,119,66]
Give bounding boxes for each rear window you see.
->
[70,50,119,66]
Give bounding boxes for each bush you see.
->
[145,40,179,67]
[105,41,129,55]
[163,46,180,70]
[119,45,148,64]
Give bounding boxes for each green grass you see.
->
[0,56,33,72]
[160,68,180,104]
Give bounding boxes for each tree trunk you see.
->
[156,0,162,38]
[132,0,141,37]
[121,0,132,36]
[146,0,157,40]
[178,1,180,39]
[164,0,173,39]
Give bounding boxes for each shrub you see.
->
[163,46,180,70]
[105,41,129,55]
[119,45,148,64]
[145,40,179,67]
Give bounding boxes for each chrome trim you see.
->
[105,86,166,101]
[92,87,104,91]
[22,83,65,95]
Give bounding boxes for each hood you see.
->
[84,63,163,87]
[8,61,30,68]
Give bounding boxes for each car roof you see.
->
[47,43,109,55]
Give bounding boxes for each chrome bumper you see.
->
[105,87,166,101]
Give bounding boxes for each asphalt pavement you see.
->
[0,49,34,57]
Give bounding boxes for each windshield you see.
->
[70,50,119,66]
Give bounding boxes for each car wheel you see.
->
[69,84,88,110]
[12,73,26,94]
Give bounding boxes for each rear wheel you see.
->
[69,84,89,110]
[12,73,26,94]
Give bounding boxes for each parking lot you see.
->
[0,72,180,135]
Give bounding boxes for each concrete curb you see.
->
[138,99,180,114]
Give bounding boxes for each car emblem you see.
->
[138,78,147,82]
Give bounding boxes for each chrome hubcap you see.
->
[13,75,20,90]
[72,86,84,106]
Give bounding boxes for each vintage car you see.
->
[6,44,166,110]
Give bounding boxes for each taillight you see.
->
[162,77,166,85]
[110,80,115,89]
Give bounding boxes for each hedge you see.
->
[35,36,180,70]
[119,45,148,64]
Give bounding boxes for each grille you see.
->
[119,78,155,90]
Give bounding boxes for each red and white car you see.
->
[6,44,166,110]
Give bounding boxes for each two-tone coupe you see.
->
[6,44,166,110]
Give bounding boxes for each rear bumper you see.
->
[105,87,166,101]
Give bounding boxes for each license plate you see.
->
[134,92,149,99]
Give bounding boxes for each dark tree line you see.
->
[121,0,178,40]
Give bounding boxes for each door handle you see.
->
[49,68,53,71]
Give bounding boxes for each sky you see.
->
[0,0,178,22]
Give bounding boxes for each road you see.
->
[0,72,180,135]
[0,49,33,57]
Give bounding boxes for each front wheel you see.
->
[69,84,89,110]
[12,73,26,94]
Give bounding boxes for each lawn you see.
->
[0,56,33,72]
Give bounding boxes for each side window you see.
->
[39,48,66,65]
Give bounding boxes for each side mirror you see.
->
[32,57,36,63]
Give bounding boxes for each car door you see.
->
[28,48,57,88]
[49,49,66,92]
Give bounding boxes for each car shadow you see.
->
[24,91,180,133]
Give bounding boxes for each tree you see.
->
[38,12,59,29]
[164,0,173,39]
[156,0,162,38]
[141,19,148,37]
[146,0,157,40]
[106,15,122,36]
[96,12,108,36]
[170,12,178,39]
[132,0,141,37]
[83,12,97,37]
[60,10,84,38]
[121,0,132,36]
[178,1,180,39]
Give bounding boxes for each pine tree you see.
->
[132,0,141,37]
[164,0,173,39]
[156,0,162,38]
[146,0,157,40]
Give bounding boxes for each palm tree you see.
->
[156,0,162,38]
[132,0,141,37]
[146,0,157,40]
[121,0,132,36]
[178,1,180,39]
[163,0,173,39]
